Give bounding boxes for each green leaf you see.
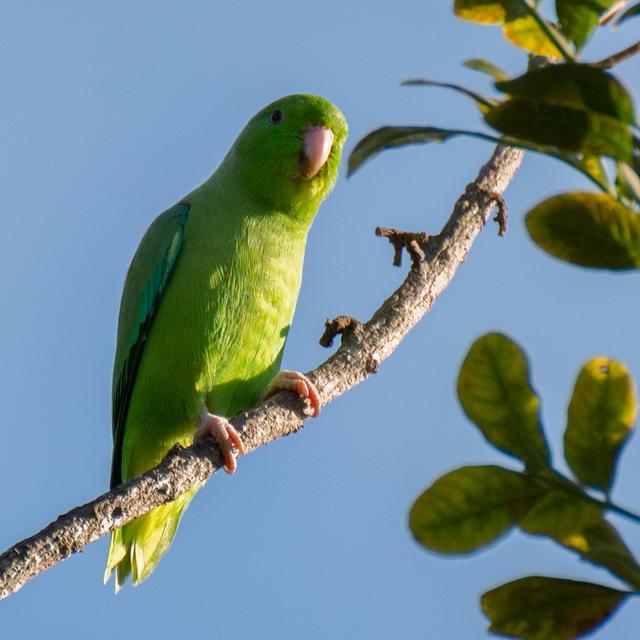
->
[520,490,602,539]
[525,192,640,269]
[409,465,542,553]
[560,519,640,589]
[516,484,640,587]
[495,64,635,124]
[564,358,638,492]
[401,78,497,112]
[457,333,550,468]
[347,122,616,193]
[485,99,634,163]
[556,0,617,49]
[617,2,640,25]
[481,576,630,640]
[347,126,505,176]
[487,64,638,165]
[454,0,566,57]
[463,58,510,81]
[348,121,613,191]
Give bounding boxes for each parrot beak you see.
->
[302,126,334,179]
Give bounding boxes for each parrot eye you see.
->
[268,109,283,124]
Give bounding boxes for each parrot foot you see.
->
[194,413,245,475]
[262,370,321,417]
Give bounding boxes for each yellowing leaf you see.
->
[455,0,515,23]
[560,520,640,589]
[457,333,550,469]
[409,465,542,553]
[564,358,638,492]
[482,576,630,640]
[504,14,563,57]
[525,192,640,269]
[454,0,564,57]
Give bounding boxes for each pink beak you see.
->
[303,126,334,178]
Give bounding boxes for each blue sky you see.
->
[2,1,639,638]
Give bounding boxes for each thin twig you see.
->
[600,1,630,25]
[592,39,640,69]
[319,315,361,348]
[491,192,508,236]
[375,227,430,266]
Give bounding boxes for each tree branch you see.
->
[0,143,524,600]
[591,39,640,69]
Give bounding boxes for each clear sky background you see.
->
[2,2,639,638]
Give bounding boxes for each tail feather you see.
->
[104,488,197,591]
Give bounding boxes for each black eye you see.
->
[268,109,283,124]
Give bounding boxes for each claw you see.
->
[194,413,245,474]
[262,370,321,417]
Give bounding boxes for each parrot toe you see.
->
[262,370,321,417]
[194,413,245,474]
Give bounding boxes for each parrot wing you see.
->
[110,202,190,488]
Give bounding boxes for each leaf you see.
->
[519,487,640,587]
[454,0,518,23]
[347,124,615,192]
[525,192,640,269]
[485,99,634,163]
[556,0,617,49]
[564,358,638,492]
[616,2,640,25]
[520,490,602,539]
[562,519,640,589]
[401,78,497,112]
[503,14,567,58]
[495,64,635,124]
[454,0,565,57]
[463,58,510,81]
[347,126,504,175]
[481,576,630,640]
[487,63,638,165]
[457,333,550,469]
[409,465,542,553]
[517,480,640,587]
[347,126,453,176]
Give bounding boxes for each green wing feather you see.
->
[110,202,190,488]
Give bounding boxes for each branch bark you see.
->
[0,142,524,600]
[591,39,640,69]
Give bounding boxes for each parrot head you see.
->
[226,94,348,223]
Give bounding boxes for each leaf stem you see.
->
[603,500,640,524]
[516,0,576,62]
[540,470,640,524]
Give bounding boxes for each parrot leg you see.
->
[262,370,321,417]
[194,413,245,475]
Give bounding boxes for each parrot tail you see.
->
[104,487,198,592]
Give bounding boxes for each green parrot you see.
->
[104,94,347,591]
